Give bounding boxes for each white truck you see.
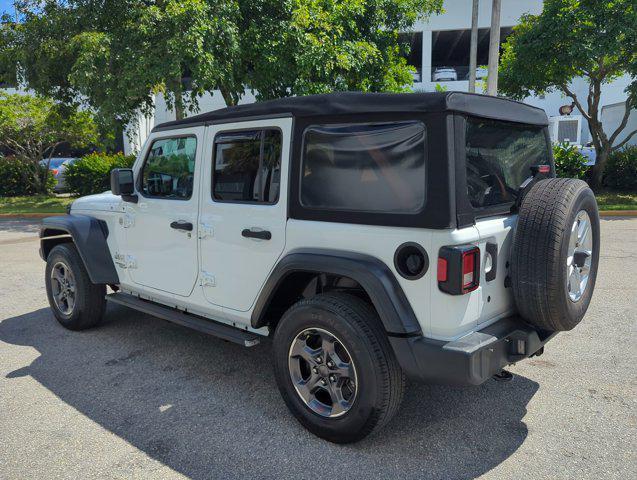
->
[40,92,600,443]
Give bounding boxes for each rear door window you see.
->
[465,118,549,208]
[213,129,282,204]
[300,122,427,213]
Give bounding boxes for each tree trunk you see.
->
[174,92,185,121]
[169,75,185,120]
[589,146,609,190]
[220,86,238,107]
[468,0,480,93]
[486,0,501,96]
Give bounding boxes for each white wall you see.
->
[601,101,637,148]
[413,0,542,92]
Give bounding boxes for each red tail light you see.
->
[461,248,480,293]
[438,245,480,295]
[437,258,448,282]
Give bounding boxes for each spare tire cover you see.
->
[510,178,600,331]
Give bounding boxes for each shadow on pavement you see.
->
[1,305,539,480]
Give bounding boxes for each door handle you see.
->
[242,229,272,240]
[170,220,193,232]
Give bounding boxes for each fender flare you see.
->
[251,249,422,336]
[40,215,119,285]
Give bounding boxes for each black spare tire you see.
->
[511,178,600,332]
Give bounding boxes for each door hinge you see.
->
[114,253,137,269]
[200,271,216,287]
[119,214,134,228]
[198,223,214,239]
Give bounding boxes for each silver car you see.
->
[40,157,78,192]
[432,66,458,81]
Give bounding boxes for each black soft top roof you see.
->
[153,91,548,132]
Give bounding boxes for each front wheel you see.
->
[273,293,405,443]
[45,243,106,330]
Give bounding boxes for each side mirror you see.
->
[110,168,137,202]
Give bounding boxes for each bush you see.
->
[553,143,588,179]
[603,145,637,191]
[65,152,136,196]
[0,156,55,196]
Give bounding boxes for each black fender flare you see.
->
[40,215,119,285]
[251,249,422,336]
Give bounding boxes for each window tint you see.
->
[300,122,426,213]
[213,129,282,203]
[465,118,549,208]
[141,136,197,199]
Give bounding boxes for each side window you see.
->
[212,129,282,203]
[141,136,197,199]
[300,122,427,213]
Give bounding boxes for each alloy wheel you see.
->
[288,327,357,418]
[51,261,77,315]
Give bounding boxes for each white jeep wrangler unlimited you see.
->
[40,92,600,443]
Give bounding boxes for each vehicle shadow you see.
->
[0,306,539,480]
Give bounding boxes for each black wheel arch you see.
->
[251,249,422,336]
[40,214,119,285]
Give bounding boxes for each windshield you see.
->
[465,118,549,208]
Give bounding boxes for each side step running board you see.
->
[106,293,260,347]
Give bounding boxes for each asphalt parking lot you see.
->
[0,218,635,480]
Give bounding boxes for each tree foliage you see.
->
[64,151,136,196]
[0,0,442,124]
[0,92,98,193]
[552,142,588,180]
[499,0,637,187]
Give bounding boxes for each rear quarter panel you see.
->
[284,217,516,342]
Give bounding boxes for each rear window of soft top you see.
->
[465,118,550,209]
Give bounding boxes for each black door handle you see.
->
[242,229,272,240]
[170,221,193,232]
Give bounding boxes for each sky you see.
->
[0,1,16,18]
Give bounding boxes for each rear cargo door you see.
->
[474,216,516,324]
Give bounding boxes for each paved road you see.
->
[0,218,635,480]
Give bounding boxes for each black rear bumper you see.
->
[389,317,557,385]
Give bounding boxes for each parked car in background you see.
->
[432,67,458,81]
[475,65,488,80]
[40,157,78,192]
[578,145,597,166]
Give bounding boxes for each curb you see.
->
[0,213,65,219]
[599,210,637,217]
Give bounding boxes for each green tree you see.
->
[244,0,441,100]
[1,0,242,123]
[498,0,637,188]
[0,92,98,193]
[1,0,441,124]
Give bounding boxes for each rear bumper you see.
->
[389,316,557,385]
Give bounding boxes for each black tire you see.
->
[45,243,106,330]
[273,293,405,443]
[511,178,600,331]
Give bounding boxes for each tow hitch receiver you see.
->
[493,370,514,382]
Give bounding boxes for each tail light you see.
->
[438,245,480,295]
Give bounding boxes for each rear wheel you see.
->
[45,243,106,330]
[273,293,405,443]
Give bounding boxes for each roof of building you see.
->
[153,91,548,132]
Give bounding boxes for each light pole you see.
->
[468,0,480,93]
[486,0,502,96]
